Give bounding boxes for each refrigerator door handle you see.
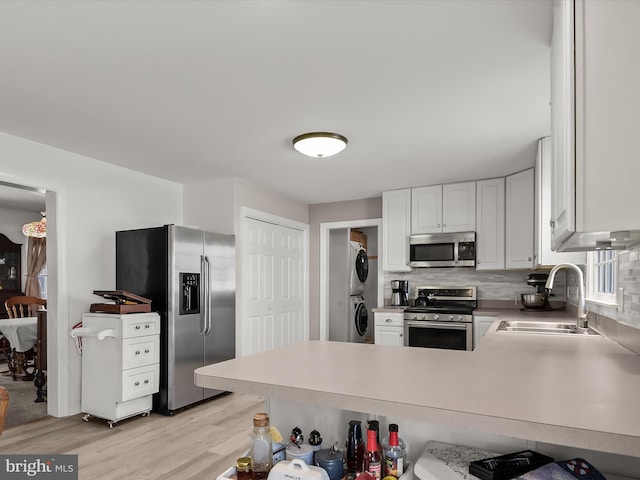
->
[204,255,212,335]
[199,255,208,335]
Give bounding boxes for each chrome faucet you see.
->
[545,263,589,328]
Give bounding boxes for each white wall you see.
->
[184,176,309,235]
[0,131,183,416]
[183,177,236,235]
[233,177,308,226]
[0,205,45,292]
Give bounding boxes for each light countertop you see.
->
[194,311,640,457]
[372,306,407,313]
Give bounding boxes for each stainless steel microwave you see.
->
[409,232,476,267]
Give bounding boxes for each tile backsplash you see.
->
[383,268,566,304]
[566,250,640,330]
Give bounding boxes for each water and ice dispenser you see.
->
[180,273,200,314]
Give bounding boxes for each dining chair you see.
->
[3,296,45,380]
[4,296,46,319]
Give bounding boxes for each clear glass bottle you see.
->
[363,428,382,479]
[383,424,406,478]
[250,413,273,480]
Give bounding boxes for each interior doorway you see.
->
[319,219,383,341]
[0,178,66,421]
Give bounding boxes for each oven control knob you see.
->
[448,315,454,321]
[412,315,418,320]
[433,315,439,320]
[457,315,463,321]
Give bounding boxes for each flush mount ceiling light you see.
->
[292,132,348,158]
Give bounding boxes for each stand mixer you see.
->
[521,273,553,311]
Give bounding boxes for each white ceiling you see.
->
[0,0,552,206]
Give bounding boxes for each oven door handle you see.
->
[406,321,469,330]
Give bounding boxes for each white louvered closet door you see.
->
[243,217,305,356]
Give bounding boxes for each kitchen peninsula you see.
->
[195,316,640,470]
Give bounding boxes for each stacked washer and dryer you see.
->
[328,229,369,343]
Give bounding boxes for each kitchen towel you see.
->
[515,458,607,480]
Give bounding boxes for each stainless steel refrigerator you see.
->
[115,225,235,414]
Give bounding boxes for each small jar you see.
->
[236,457,252,480]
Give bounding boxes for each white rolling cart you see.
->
[71,312,160,428]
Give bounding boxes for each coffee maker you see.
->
[390,280,409,306]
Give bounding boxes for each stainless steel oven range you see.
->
[403,286,477,351]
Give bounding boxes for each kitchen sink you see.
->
[496,320,600,336]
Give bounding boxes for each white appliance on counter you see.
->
[72,312,160,427]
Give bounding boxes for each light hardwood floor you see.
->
[0,393,265,479]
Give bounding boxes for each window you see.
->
[586,250,617,304]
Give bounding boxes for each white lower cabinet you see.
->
[374,311,404,346]
[78,312,160,427]
[473,315,496,349]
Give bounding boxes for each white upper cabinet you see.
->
[411,185,442,233]
[382,189,412,272]
[535,137,585,266]
[551,0,640,250]
[550,0,577,247]
[476,177,505,270]
[412,182,476,234]
[506,169,534,269]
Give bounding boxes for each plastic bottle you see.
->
[383,424,406,478]
[363,428,382,479]
[251,413,273,479]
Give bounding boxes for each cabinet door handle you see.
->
[135,381,140,386]
[144,379,149,384]
[477,260,481,264]
[550,219,555,229]
[437,224,441,228]
[145,324,150,329]
[386,318,391,323]
[135,325,141,330]
[528,257,532,261]
[144,349,150,353]
[135,350,141,355]
[443,224,447,228]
